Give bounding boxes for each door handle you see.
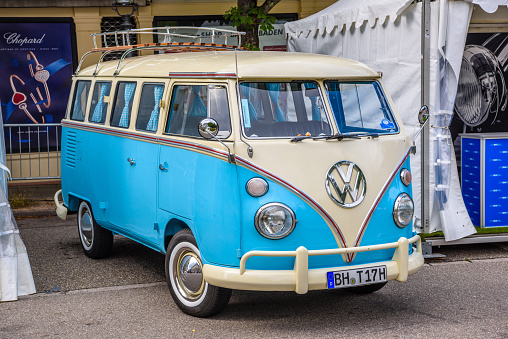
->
[127,158,135,166]
[159,164,168,171]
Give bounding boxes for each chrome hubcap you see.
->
[79,205,93,248]
[174,249,204,301]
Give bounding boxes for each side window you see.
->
[136,83,165,132]
[70,80,91,121]
[89,81,112,124]
[111,81,137,128]
[166,84,231,138]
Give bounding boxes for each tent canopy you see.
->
[286,0,413,36]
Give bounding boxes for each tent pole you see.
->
[421,0,431,233]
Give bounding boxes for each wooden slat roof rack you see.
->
[75,26,246,76]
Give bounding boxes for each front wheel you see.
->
[77,201,113,259]
[165,228,231,317]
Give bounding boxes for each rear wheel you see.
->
[346,282,387,294]
[77,201,113,259]
[165,228,231,317]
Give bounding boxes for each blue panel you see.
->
[61,126,419,271]
[461,137,481,226]
[105,135,159,247]
[158,145,241,267]
[355,157,414,265]
[237,165,344,270]
[484,139,508,227]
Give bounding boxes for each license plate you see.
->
[327,265,387,289]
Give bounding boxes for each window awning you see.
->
[285,0,413,37]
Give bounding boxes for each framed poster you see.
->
[0,18,76,152]
[450,32,508,175]
[451,33,508,139]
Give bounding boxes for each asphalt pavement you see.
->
[3,183,508,337]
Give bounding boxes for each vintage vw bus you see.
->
[55,28,425,317]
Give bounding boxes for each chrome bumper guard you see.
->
[203,235,423,294]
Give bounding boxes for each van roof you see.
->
[77,51,379,80]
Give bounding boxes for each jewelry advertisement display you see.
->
[0,21,74,152]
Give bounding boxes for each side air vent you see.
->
[66,131,77,168]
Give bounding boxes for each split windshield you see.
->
[325,81,398,134]
[240,81,397,139]
[240,82,332,138]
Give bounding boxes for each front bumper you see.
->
[203,235,424,294]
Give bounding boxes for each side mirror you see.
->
[198,118,219,139]
[197,118,235,164]
[418,105,429,125]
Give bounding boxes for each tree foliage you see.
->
[224,0,281,50]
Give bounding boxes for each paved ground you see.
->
[3,183,508,337]
[2,243,508,338]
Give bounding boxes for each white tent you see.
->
[0,105,36,301]
[286,0,508,241]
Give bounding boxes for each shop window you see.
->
[100,17,137,61]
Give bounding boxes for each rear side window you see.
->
[70,80,91,121]
[166,84,231,138]
[111,81,137,128]
[89,81,111,124]
[136,83,165,132]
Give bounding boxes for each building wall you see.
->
[0,0,335,69]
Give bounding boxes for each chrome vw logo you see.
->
[325,161,366,208]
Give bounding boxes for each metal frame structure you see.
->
[4,123,61,180]
[75,26,246,76]
[421,0,431,234]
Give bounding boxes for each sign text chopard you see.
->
[3,33,46,47]
[325,161,367,208]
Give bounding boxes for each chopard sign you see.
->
[3,33,46,46]
[325,161,367,208]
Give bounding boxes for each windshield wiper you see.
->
[312,133,361,141]
[313,132,380,140]
[292,132,379,142]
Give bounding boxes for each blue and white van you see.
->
[55,27,425,317]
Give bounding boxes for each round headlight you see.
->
[400,168,412,187]
[255,203,296,239]
[393,193,414,228]
[246,178,268,197]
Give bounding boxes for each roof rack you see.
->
[75,26,246,76]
